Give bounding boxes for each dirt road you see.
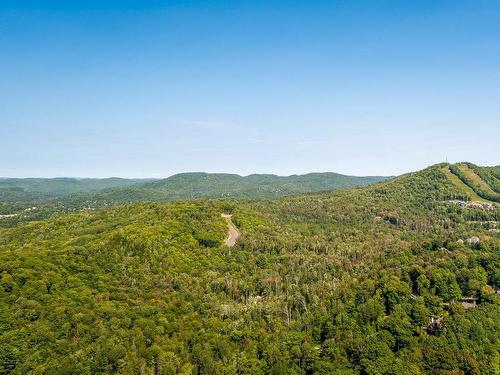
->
[221,213,239,247]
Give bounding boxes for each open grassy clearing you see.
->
[457,163,497,194]
[441,166,489,202]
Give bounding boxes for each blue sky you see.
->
[1,1,499,177]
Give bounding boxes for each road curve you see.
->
[221,213,239,247]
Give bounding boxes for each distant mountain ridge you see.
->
[0,172,392,217]
[3,163,499,220]
[0,177,152,199]
[67,171,393,203]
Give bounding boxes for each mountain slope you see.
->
[64,171,392,204]
[0,172,391,219]
[0,177,153,218]
[0,177,152,202]
[447,163,500,202]
[0,163,498,373]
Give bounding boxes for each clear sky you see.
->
[1,1,499,177]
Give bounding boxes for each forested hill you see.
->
[0,177,152,202]
[0,163,498,373]
[65,171,392,203]
[446,162,500,202]
[0,172,390,219]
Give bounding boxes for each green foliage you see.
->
[449,164,500,202]
[0,164,498,373]
[0,177,149,200]
[466,163,500,194]
[0,172,391,224]
[58,172,392,210]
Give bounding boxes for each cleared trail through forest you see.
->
[221,213,239,247]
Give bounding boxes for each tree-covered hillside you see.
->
[0,178,152,218]
[0,172,390,221]
[0,164,498,374]
[62,172,391,205]
[0,178,154,197]
[448,163,500,202]
[0,178,152,202]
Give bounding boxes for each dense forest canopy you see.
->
[0,178,151,200]
[0,173,389,203]
[83,172,391,203]
[0,172,390,220]
[0,178,151,214]
[0,163,498,374]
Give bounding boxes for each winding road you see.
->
[221,213,239,247]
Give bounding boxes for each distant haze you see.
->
[1,1,499,177]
